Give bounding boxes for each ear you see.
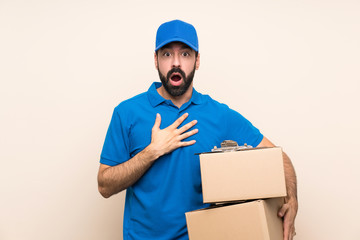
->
[195,52,200,70]
[154,52,158,69]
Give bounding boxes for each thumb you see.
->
[278,203,288,218]
[152,113,161,130]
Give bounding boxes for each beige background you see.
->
[1,0,359,239]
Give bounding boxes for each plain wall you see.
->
[1,0,359,239]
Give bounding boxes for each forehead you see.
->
[159,41,193,51]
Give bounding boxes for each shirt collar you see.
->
[147,82,203,108]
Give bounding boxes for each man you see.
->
[98,19,298,240]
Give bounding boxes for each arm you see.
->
[97,148,156,199]
[97,113,198,198]
[257,136,298,240]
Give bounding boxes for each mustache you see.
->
[166,67,186,80]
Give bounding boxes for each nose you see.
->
[172,53,181,68]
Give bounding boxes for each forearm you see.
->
[283,152,298,205]
[98,113,198,198]
[279,151,298,240]
[98,146,158,198]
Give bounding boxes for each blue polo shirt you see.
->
[100,82,263,240]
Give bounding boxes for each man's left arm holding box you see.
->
[257,136,298,240]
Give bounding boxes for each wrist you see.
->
[143,144,161,162]
[285,196,298,210]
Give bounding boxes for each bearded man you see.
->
[98,19,298,240]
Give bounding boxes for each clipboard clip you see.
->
[211,140,253,152]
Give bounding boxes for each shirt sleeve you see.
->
[100,105,131,166]
[224,106,263,147]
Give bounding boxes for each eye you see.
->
[182,52,190,57]
[163,52,171,57]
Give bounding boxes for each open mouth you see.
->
[169,73,183,86]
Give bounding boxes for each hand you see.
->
[148,113,198,160]
[278,198,298,240]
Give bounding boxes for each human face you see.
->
[155,42,200,97]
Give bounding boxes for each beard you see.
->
[158,65,196,97]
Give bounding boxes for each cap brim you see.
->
[155,38,198,52]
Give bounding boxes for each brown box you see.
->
[199,147,287,203]
[186,198,284,240]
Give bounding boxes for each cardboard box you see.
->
[199,147,287,203]
[186,198,284,240]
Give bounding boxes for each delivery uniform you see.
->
[100,82,263,240]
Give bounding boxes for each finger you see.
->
[171,113,189,129]
[283,220,290,240]
[178,120,198,133]
[287,218,295,240]
[179,139,196,147]
[179,129,199,140]
[282,209,294,240]
[284,222,295,240]
[278,204,289,240]
[152,113,161,130]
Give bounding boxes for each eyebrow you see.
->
[180,45,192,50]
